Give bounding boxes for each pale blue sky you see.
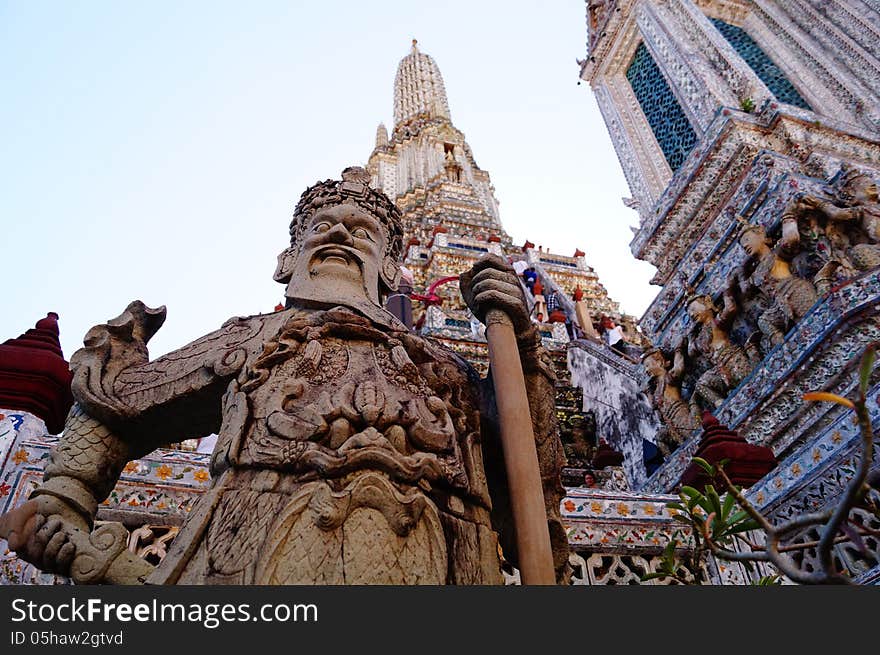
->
[1,1,658,358]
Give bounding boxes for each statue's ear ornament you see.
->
[381,259,402,293]
[273,247,296,284]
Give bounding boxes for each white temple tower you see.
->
[579,1,880,580]
[368,40,642,367]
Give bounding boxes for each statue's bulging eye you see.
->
[313,222,331,233]
[352,227,370,239]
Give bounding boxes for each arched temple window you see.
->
[626,42,698,174]
[710,18,812,111]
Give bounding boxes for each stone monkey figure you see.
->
[0,167,570,585]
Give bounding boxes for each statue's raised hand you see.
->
[459,255,531,336]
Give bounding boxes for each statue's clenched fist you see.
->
[459,255,531,336]
[0,500,77,576]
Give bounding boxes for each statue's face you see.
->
[739,229,767,257]
[850,176,879,204]
[687,299,713,324]
[299,203,387,302]
[643,352,666,377]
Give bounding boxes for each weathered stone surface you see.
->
[566,339,660,488]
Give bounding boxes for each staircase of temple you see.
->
[548,348,597,485]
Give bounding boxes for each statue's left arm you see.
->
[459,256,570,583]
[0,300,277,582]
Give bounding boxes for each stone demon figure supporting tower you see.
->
[0,167,569,585]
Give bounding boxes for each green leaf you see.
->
[722,493,736,520]
[859,344,876,395]
[706,486,723,517]
[695,496,715,516]
[680,486,702,499]
[665,502,687,512]
[752,574,782,586]
[680,486,704,511]
[692,457,716,476]
[661,540,679,570]
[640,572,669,582]
[726,518,761,535]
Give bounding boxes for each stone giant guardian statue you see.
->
[0,167,568,585]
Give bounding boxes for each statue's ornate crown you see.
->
[290,166,404,261]
[734,214,764,240]
[834,164,873,204]
[680,272,716,312]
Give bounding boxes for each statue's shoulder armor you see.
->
[112,311,286,409]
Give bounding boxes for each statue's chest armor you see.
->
[247,336,455,452]
[226,313,486,503]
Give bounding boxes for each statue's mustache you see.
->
[309,243,367,267]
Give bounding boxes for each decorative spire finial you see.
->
[393,40,451,126]
[375,122,389,148]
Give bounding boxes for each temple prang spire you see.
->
[375,122,389,148]
[393,39,451,127]
[369,42,644,372]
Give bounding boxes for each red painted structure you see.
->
[679,412,778,491]
[592,440,625,469]
[410,275,460,307]
[0,313,74,433]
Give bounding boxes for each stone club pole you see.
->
[485,308,556,585]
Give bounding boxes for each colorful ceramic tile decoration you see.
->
[578,0,880,583]
[643,272,880,496]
